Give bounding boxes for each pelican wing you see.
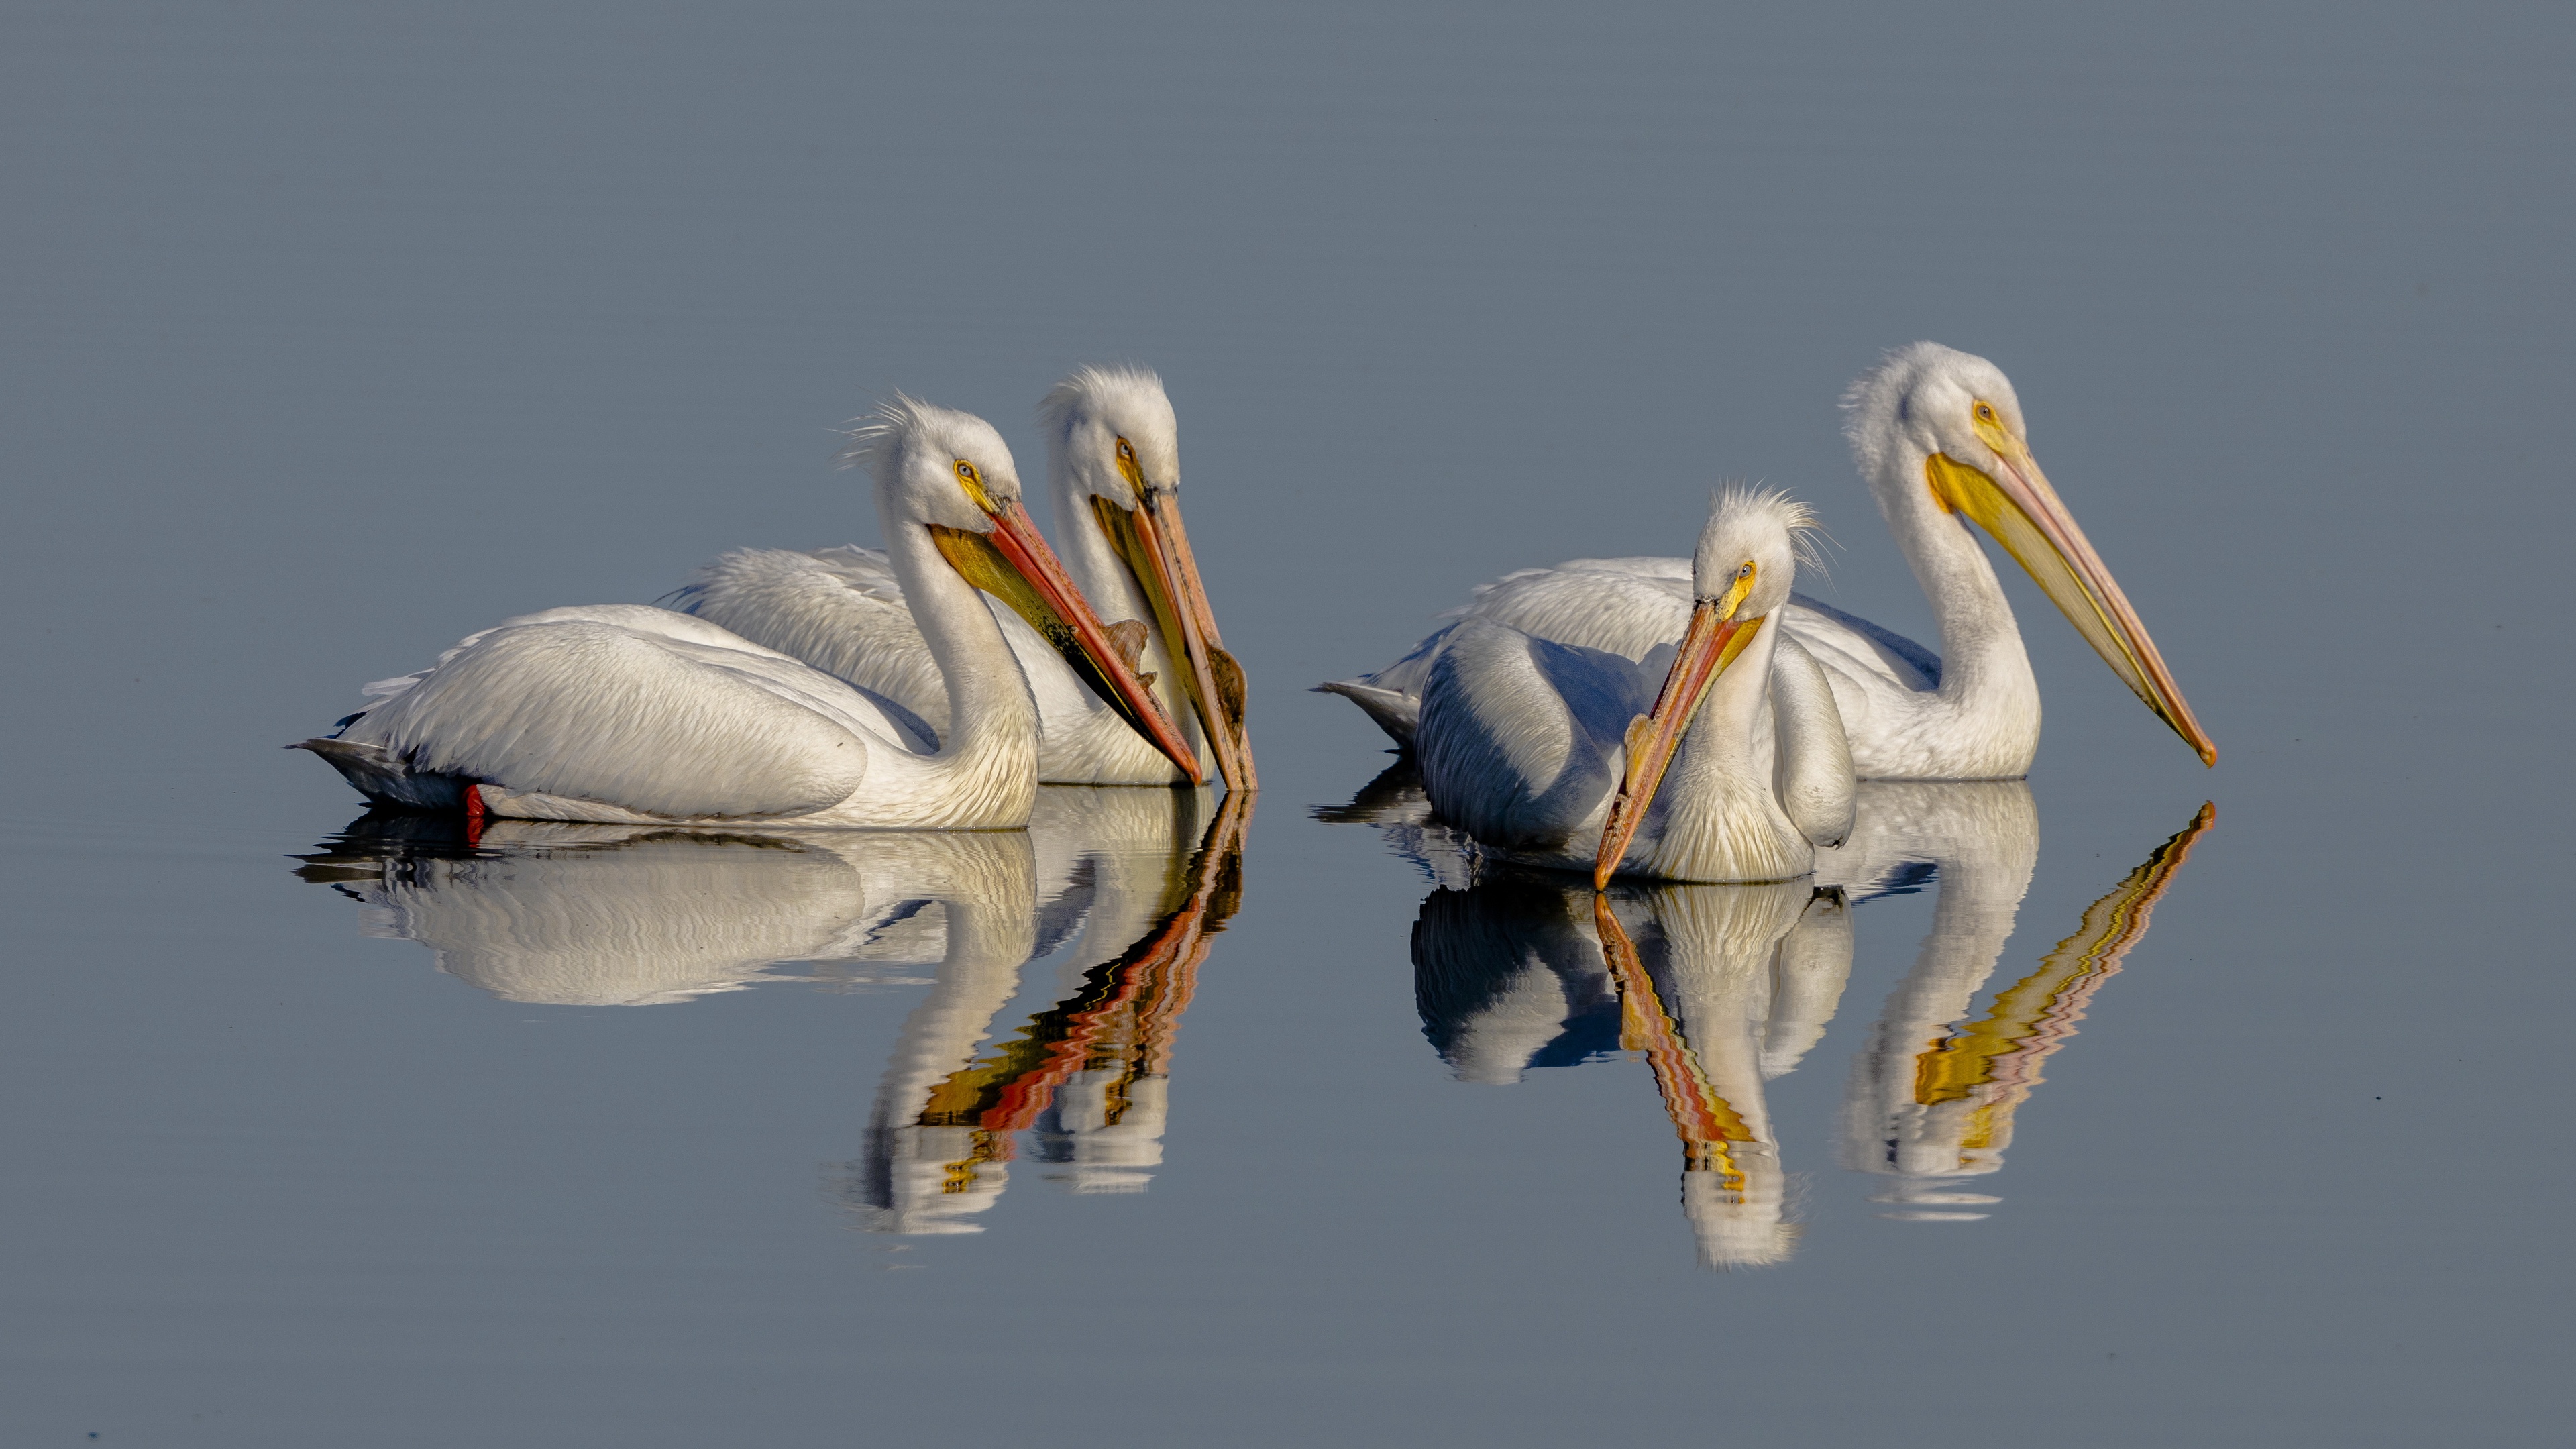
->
[337,608,909,820]
[1768,635,1856,847]
[1326,557,1944,783]
[673,546,1115,756]
[672,547,954,739]
[1415,619,1652,850]
[1321,562,1686,749]
[1778,594,1940,691]
[1464,561,1690,661]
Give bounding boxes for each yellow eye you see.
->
[955,459,979,484]
[1967,398,2017,456]
[1110,435,1146,489]
[1735,562,1754,580]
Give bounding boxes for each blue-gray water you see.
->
[5,3,2569,1444]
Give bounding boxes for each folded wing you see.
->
[337,607,914,820]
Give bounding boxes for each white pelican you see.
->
[1412,488,1854,886]
[670,365,1254,790]
[294,397,1199,830]
[1324,343,2214,780]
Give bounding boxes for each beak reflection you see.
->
[851,787,1252,1232]
[1839,792,2214,1219]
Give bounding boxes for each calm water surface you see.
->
[5,3,2571,1444]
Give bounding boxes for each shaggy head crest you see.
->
[1711,483,1831,576]
[836,394,942,477]
[1036,362,1169,442]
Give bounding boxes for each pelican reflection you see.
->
[1413,868,1852,1269]
[1831,789,2213,1220]
[296,813,1016,1005]
[845,789,1248,1232]
[1332,765,2216,1256]
[297,788,1252,1237]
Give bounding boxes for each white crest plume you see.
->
[1036,363,1171,444]
[836,394,942,476]
[1709,483,1831,580]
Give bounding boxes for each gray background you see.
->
[3,2,2568,1444]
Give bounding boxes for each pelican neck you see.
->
[879,517,1043,774]
[1642,613,1810,881]
[1874,442,2040,714]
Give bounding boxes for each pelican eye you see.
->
[1968,398,2017,455]
[951,458,1004,513]
[1110,434,1149,493]
[1709,558,1759,614]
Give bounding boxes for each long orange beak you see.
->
[932,499,1205,784]
[1593,596,1762,889]
[1927,445,2216,767]
[1091,488,1256,792]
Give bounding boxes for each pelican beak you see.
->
[1090,487,1257,792]
[931,499,1205,784]
[1926,443,2216,766]
[1593,577,1765,889]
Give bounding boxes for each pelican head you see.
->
[1844,342,2215,766]
[1040,364,1255,791]
[1595,488,1817,888]
[847,395,1202,782]
[1043,362,1180,511]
